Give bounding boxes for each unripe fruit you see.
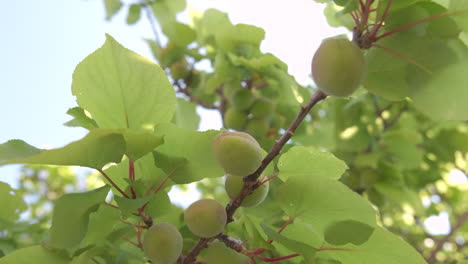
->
[245,119,270,138]
[224,108,248,130]
[170,59,190,80]
[142,222,183,264]
[184,199,227,238]
[231,89,255,111]
[311,37,365,97]
[250,97,275,119]
[206,242,250,264]
[225,174,269,207]
[214,132,263,176]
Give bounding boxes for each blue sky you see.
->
[0,0,345,186]
[0,0,451,235]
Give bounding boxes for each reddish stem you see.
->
[375,10,467,41]
[258,253,301,262]
[129,160,137,199]
[369,0,392,38]
[98,169,130,199]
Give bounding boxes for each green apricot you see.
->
[245,118,270,138]
[225,174,269,207]
[184,199,227,238]
[206,242,250,264]
[170,59,190,80]
[224,108,248,130]
[230,89,255,111]
[143,222,183,264]
[250,97,275,119]
[311,37,365,97]
[214,132,263,176]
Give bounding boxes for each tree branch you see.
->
[226,90,327,222]
[427,211,468,264]
[181,90,327,263]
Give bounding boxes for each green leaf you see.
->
[216,24,265,52]
[262,223,316,263]
[0,129,126,169]
[450,0,468,32]
[103,0,122,20]
[104,154,168,197]
[0,182,27,223]
[72,34,176,129]
[48,185,110,249]
[64,107,98,130]
[324,220,374,246]
[153,123,224,184]
[277,176,376,242]
[410,61,468,121]
[163,22,197,47]
[78,205,120,248]
[122,130,164,161]
[0,246,69,264]
[114,195,155,219]
[126,4,141,25]
[172,98,200,130]
[278,146,348,181]
[318,227,427,264]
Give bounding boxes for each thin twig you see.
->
[175,80,219,110]
[142,1,161,47]
[97,169,130,198]
[427,211,468,264]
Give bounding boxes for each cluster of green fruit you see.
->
[142,132,268,263]
[223,83,276,138]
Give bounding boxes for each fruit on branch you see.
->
[250,97,275,119]
[311,37,365,97]
[225,174,269,207]
[170,59,190,80]
[214,132,263,176]
[230,89,255,111]
[158,41,184,68]
[224,108,248,130]
[245,118,270,138]
[184,199,227,237]
[205,241,250,264]
[142,222,183,264]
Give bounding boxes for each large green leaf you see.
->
[0,182,27,224]
[0,129,126,169]
[153,123,224,183]
[48,185,110,249]
[78,205,120,248]
[72,34,176,129]
[277,175,376,245]
[278,146,348,181]
[318,227,427,264]
[0,246,69,264]
[121,130,164,161]
[262,223,316,264]
[410,61,468,121]
[172,98,200,130]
